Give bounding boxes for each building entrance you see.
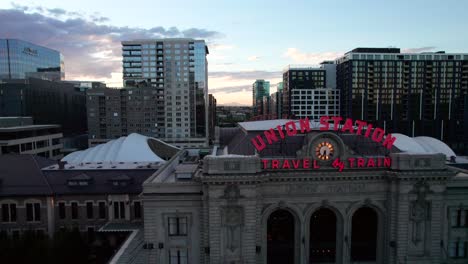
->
[267,209,295,264]
[309,208,337,263]
[351,207,378,262]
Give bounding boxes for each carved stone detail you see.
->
[408,181,432,255]
[221,206,244,261]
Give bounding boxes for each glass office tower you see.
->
[0,39,64,81]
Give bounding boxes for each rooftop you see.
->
[0,124,60,132]
[62,133,179,165]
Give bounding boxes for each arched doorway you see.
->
[267,209,295,264]
[309,208,336,263]
[351,207,378,262]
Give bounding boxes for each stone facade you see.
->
[141,133,468,264]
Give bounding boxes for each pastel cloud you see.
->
[0,5,222,81]
[283,48,343,65]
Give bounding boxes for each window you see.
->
[449,241,467,258]
[113,201,126,220]
[134,201,142,219]
[71,202,79,220]
[86,202,94,219]
[452,209,466,227]
[58,202,66,219]
[466,210,468,227]
[168,217,188,236]
[98,202,106,219]
[26,203,41,222]
[169,248,188,264]
[1,203,16,222]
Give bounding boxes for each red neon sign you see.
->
[251,116,396,152]
[262,157,392,172]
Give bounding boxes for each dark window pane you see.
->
[71,202,78,219]
[120,202,125,219]
[465,210,468,227]
[179,217,187,235]
[99,202,106,219]
[34,203,41,221]
[457,210,462,226]
[113,202,119,219]
[10,204,16,222]
[86,202,93,219]
[134,202,141,219]
[26,203,33,221]
[1,204,8,222]
[169,217,177,235]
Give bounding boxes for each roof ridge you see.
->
[31,155,54,195]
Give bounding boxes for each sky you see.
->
[1,0,468,105]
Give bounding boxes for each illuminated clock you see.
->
[315,141,335,161]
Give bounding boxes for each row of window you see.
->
[449,241,467,258]
[451,209,468,227]
[2,203,40,222]
[1,201,142,223]
[350,54,468,61]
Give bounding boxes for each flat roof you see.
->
[0,124,60,132]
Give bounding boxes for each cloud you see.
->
[217,101,250,106]
[247,55,261,61]
[209,70,282,105]
[209,44,234,51]
[0,6,222,80]
[210,84,250,93]
[283,48,343,64]
[209,70,281,80]
[401,46,436,53]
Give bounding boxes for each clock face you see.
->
[315,141,335,161]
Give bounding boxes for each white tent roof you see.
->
[392,133,428,154]
[413,136,456,158]
[63,133,166,163]
[392,133,456,160]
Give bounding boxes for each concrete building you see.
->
[290,88,340,119]
[320,61,337,89]
[121,38,209,147]
[270,82,284,119]
[0,117,63,159]
[135,119,468,264]
[282,66,326,118]
[252,80,270,117]
[0,39,64,81]
[336,47,468,154]
[262,96,270,118]
[208,94,217,144]
[86,86,209,148]
[0,133,180,263]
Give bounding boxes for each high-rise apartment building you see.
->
[320,61,337,89]
[252,79,270,116]
[282,66,326,117]
[290,88,340,119]
[0,39,64,81]
[270,82,284,118]
[208,94,217,144]
[336,47,468,153]
[117,38,209,147]
[87,87,208,147]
